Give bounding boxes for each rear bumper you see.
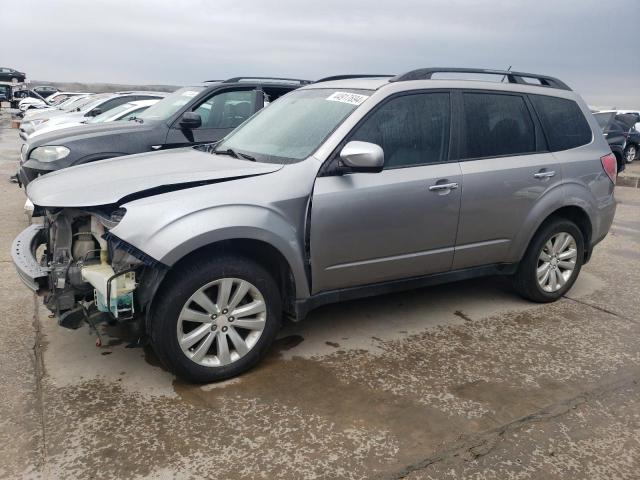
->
[11,224,48,292]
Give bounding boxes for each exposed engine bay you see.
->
[36,206,165,330]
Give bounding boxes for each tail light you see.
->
[601,153,617,184]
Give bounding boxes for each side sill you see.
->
[294,263,518,321]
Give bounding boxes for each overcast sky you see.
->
[2,0,639,107]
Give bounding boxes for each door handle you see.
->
[428,182,459,191]
[534,170,556,179]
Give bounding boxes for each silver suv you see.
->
[13,68,617,382]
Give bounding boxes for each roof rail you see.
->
[222,76,312,85]
[390,68,572,91]
[314,74,395,83]
[203,79,223,83]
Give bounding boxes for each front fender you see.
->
[112,204,310,298]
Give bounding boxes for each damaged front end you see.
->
[12,206,166,330]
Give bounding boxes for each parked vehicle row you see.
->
[17,77,305,184]
[18,91,166,141]
[12,69,616,383]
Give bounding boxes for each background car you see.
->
[22,92,92,113]
[19,91,165,139]
[596,110,640,164]
[0,67,26,83]
[18,77,309,185]
[16,90,49,111]
[594,111,638,171]
[29,99,160,137]
[32,86,59,98]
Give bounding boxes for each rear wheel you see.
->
[151,254,282,383]
[514,219,584,303]
[10,77,18,84]
[624,144,637,163]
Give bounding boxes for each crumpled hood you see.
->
[27,147,283,207]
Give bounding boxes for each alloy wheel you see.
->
[625,146,637,163]
[536,232,577,293]
[177,278,267,367]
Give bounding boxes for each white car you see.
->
[29,99,160,138]
[22,91,165,139]
[19,91,90,112]
[19,95,98,138]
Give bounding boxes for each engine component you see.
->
[81,263,136,318]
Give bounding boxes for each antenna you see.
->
[501,66,512,83]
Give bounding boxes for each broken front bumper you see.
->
[11,224,48,291]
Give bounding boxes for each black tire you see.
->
[150,254,282,383]
[514,219,584,303]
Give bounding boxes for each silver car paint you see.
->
[25,78,615,303]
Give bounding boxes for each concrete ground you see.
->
[1,110,639,479]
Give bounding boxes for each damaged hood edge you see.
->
[26,147,284,208]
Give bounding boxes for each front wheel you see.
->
[514,219,584,303]
[624,144,637,163]
[150,254,282,383]
[11,77,18,84]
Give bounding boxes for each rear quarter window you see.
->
[530,95,592,151]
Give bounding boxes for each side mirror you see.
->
[88,108,102,117]
[339,141,384,173]
[179,112,202,129]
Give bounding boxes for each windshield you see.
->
[137,86,204,121]
[78,93,113,112]
[58,95,89,109]
[215,88,370,163]
[89,102,135,123]
[63,94,106,112]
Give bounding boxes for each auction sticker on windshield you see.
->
[326,92,369,106]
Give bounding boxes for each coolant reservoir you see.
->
[81,264,136,318]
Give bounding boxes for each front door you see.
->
[310,91,461,293]
[165,89,258,147]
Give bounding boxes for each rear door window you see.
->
[461,92,536,159]
[530,95,592,151]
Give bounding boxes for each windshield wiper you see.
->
[214,148,239,158]
[238,152,256,161]
[129,116,143,124]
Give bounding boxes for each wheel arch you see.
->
[518,204,593,264]
[145,237,301,331]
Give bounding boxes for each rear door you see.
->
[165,88,259,147]
[310,91,462,293]
[452,90,561,269]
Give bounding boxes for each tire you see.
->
[514,219,584,303]
[624,144,637,164]
[150,254,282,383]
[10,77,18,84]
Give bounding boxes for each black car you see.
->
[33,86,59,98]
[18,77,309,186]
[0,67,26,83]
[593,112,639,172]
